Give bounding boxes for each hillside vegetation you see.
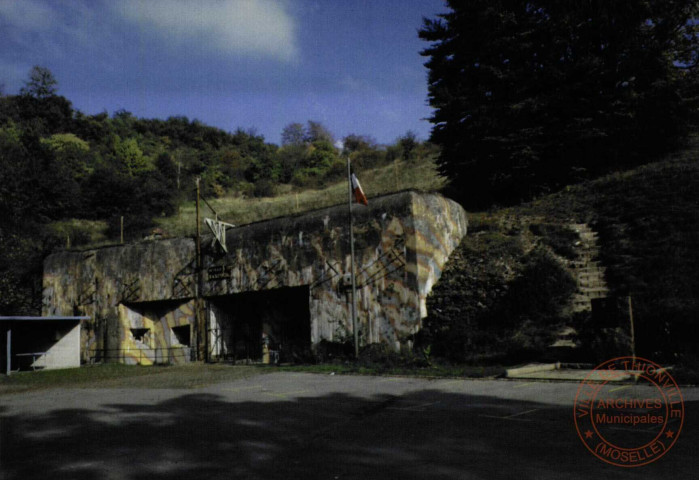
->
[521,147,699,363]
[425,144,699,366]
[0,71,441,314]
[156,155,444,237]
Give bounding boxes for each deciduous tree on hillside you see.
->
[305,121,334,144]
[20,65,58,99]
[281,122,305,146]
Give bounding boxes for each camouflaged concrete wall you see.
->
[42,238,196,362]
[412,193,470,318]
[42,191,467,359]
[117,300,194,365]
[201,191,467,348]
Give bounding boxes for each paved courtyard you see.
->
[1,371,697,479]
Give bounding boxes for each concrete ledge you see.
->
[505,365,674,382]
[506,363,560,378]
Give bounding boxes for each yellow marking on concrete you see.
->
[505,408,539,418]
[438,380,462,387]
[479,414,534,422]
[609,385,632,393]
[262,389,310,399]
[513,382,535,388]
[387,401,438,412]
[262,392,290,399]
[222,385,263,392]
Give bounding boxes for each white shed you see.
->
[1,316,87,374]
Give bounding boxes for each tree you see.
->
[41,133,92,182]
[155,152,179,189]
[281,122,305,146]
[342,134,383,169]
[342,134,377,153]
[12,93,74,135]
[41,133,89,154]
[420,1,699,208]
[277,144,306,183]
[303,140,336,170]
[20,66,58,99]
[398,130,419,161]
[114,137,150,175]
[305,120,334,144]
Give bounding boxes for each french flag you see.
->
[351,167,368,205]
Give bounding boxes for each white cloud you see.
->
[115,0,299,62]
[0,1,107,64]
[0,0,54,31]
[340,75,373,93]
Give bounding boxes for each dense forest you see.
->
[421,0,699,208]
[0,67,431,315]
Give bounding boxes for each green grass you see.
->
[47,218,108,246]
[274,363,505,379]
[157,156,446,237]
[0,361,504,395]
[0,363,264,394]
[46,156,446,244]
[47,155,445,246]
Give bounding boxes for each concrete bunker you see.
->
[42,192,468,364]
[208,285,311,363]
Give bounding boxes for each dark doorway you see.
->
[172,325,191,347]
[207,286,311,363]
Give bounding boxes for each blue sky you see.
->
[0,0,446,145]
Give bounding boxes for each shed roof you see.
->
[0,316,89,322]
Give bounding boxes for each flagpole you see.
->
[347,156,359,358]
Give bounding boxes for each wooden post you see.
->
[394,158,399,189]
[176,160,181,190]
[120,216,124,244]
[195,178,205,361]
[196,178,201,272]
[6,328,11,376]
[628,296,636,362]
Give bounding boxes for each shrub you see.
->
[529,223,580,259]
[424,238,577,363]
[313,339,354,363]
[253,179,275,198]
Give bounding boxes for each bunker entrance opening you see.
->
[207,286,311,363]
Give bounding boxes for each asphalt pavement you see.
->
[1,372,697,479]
